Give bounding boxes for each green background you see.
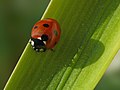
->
[0,0,49,89]
[0,0,120,89]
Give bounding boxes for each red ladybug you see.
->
[30,18,61,52]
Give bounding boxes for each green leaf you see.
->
[4,0,120,90]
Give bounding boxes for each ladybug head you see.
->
[30,34,48,52]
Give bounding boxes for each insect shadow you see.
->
[31,39,105,89]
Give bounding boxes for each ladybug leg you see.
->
[39,47,46,52]
[50,49,55,52]
[33,48,39,52]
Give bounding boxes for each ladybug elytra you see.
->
[30,18,61,52]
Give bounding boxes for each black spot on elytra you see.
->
[34,26,38,29]
[43,24,49,28]
[41,34,48,41]
[54,30,58,36]
[54,42,57,45]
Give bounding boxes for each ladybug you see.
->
[30,18,61,52]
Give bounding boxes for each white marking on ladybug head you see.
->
[43,41,46,45]
[37,37,42,40]
[31,40,34,46]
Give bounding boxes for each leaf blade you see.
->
[4,0,120,90]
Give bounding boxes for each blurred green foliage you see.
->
[96,51,120,90]
[96,70,120,90]
[0,0,120,89]
[0,0,50,89]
